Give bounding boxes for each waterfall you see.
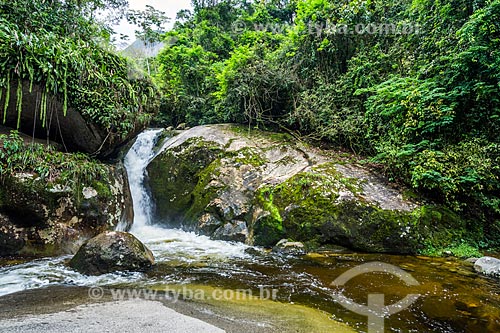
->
[121,128,249,259]
[121,128,164,231]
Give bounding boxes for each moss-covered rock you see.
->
[0,132,134,256]
[69,231,154,275]
[147,124,472,254]
[0,213,25,256]
[0,165,133,256]
[147,137,223,229]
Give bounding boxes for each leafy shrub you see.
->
[0,2,160,138]
[0,130,109,199]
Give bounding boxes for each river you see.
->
[0,129,499,332]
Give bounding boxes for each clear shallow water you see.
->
[1,129,500,332]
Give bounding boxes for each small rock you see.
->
[272,239,306,255]
[212,220,248,242]
[198,213,223,235]
[69,231,155,275]
[474,256,500,278]
[166,126,174,131]
[176,123,186,130]
[82,187,98,199]
[244,247,265,256]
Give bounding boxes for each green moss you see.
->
[92,180,112,199]
[251,165,472,253]
[147,138,224,227]
[145,127,477,255]
[256,187,282,224]
[312,163,364,195]
[0,131,109,203]
[421,242,482,258]
[184,158,224,224]
[223,147,267,167]
[253,186,285,246]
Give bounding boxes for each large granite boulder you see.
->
[1,80,156,158]
[0,164,133,257]
[147,124,467,253]
[69,231,155,275]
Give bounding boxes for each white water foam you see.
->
[0,129,249,297]
[121,128,164,230]
[0,257,144,296]
[124,128,249,261]
[132,226,249,263]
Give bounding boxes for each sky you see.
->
[113,0,192,47]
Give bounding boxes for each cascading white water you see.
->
[0,129,249,297]
[123,128,249,261]
[121,128,164,231]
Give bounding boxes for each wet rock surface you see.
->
[148,124,467,253]
[69,231,154,275]
[0,164,133,257]
[272,239,306,255]
[474,256,500,278]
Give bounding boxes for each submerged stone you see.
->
[69,231,154,275]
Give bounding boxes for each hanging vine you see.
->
[0,17,160,138]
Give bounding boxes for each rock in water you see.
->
[69,231,154,275]
[474,256,500,278]
[147,124,468,254]
[272,239,306,255]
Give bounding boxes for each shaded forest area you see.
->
[154,0,500,249]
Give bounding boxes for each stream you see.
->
[0,129,499,332]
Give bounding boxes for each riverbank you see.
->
[0,285,354,333]
[0,294,224,333]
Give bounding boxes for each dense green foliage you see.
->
[156,0,500,248]
[0,130,109,200]
[0,0,159,137]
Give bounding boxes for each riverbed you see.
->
[0,129,499,332]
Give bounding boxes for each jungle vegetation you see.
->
[0,0,499,250]
[0,0,159,139]
[154,0,500,249]
[0,0,160,200]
